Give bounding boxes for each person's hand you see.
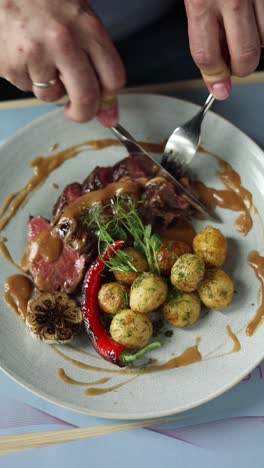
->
[0,0,126,126]
[184,0,263,99]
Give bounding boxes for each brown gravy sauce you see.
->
[0,140,115,231]
[57,368,111,386]
[66,344,102,360]
[204,326,241,359]
[58,179,140,223]
[3,274,33,320]
[0,139,163,232]
[141,345,202,373]
[0,139,254,238]
[20,230,63,270]
[247,251,264,336]
[54,341,201,395]
[0,193,18,218]
[0,139,256,394]
[192,181,252,235]
[195,147,253,235]
[51,341,202,379]
[0,237,20,269]
[160,221,196,246]
[85,376,138,396]
[226,325,241,352]
[50,345,133,374]
[219,160,252,208]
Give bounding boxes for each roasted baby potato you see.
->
[129,272,168,313]
[113,247,148,285]
[157,240,192,275]
[109,309,153,349]
[163,289,201,327]
[170,253,205,292]
[193,226,228,267]
[198,268,234,309]
[98,282,129,315]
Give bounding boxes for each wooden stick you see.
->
[125,71,264,94]
[0,71,263,110]
[0,415,186,455]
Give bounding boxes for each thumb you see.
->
[97,95,118,128]
[200,65,231,100]
[201,29,232,100]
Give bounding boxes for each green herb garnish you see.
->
[81,194,161,273]
[81,201,137,273]
[120,287,129,307]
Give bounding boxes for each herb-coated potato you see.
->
[98,282,129,315]
[170,253,205,292]
[113,247,148,285]
[109,309,153,349]
[129,272,168,313]
[157,240,192,275]
[198,268,234,309]
[163,289,201,327]
[193,226,228,267]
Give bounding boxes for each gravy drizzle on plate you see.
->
[54,341,201,395]
[247,251,264,336]
[3,275,33,320]
[192,147,253,235]
[0,139,164,232]
[55,330,241,396]
[0,237,20,269]
[0,138,261,398]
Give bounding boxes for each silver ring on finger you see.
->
[32,78,58,89]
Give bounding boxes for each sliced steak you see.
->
[113,156,157,181]
[25,216,86,294]
[52,182,82,219]
[27,215,51,241]
[50,155,194,249]
[52,157,159,219]
[82,166,113,193]
[140,177,192,227]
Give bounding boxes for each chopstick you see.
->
[0,415,186,455]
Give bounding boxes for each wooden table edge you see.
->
[0,71,264,110]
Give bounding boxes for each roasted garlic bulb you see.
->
[26,292,83,343]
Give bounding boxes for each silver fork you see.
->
[110,123,219,221]
[162,94,215,177]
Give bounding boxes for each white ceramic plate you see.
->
[1,94,264,420]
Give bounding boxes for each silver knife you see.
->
[111,124,220,222]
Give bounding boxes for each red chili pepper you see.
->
[82,240,160,367]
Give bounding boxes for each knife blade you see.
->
[111,125,221,223]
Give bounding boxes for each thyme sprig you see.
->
[81,194,161,273]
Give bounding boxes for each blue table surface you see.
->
[1,83,264,467]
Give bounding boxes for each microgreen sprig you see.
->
[81,194,161,273]
[111,195,161,273]
[81,202,137,273]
